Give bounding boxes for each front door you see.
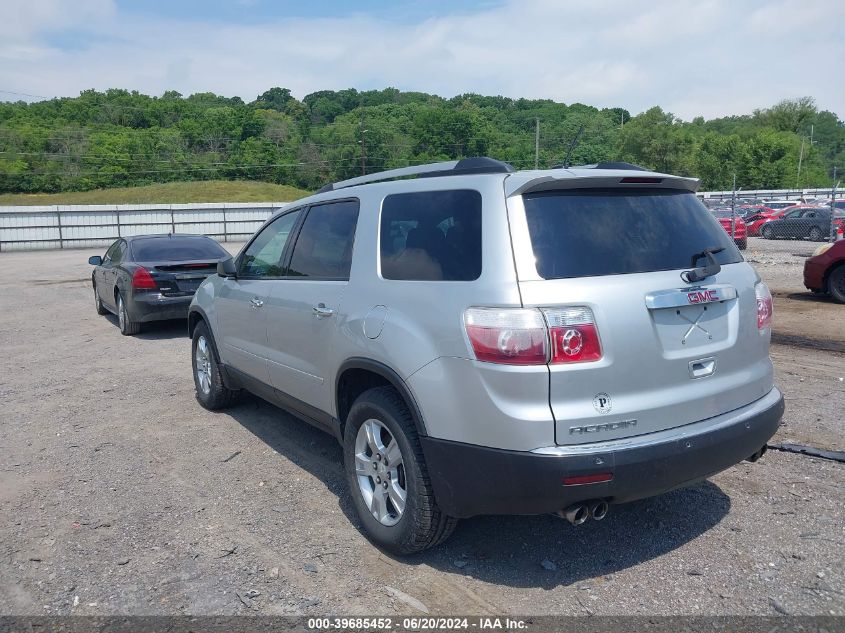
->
[215,209,302,383]
[265,199,360,415]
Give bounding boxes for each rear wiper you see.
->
[681,247,724,283]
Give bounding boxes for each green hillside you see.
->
[0,180,310,206]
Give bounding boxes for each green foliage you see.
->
[0,90,841,195]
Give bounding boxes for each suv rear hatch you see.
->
[508,183,774,446]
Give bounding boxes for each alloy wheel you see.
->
[354,418,407,526]
[195,335,212,395]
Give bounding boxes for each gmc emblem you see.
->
[687,290,719,304]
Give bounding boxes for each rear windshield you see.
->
[131,237,228,262]
[522,188,742,280]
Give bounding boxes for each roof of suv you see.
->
[309,156,699,202]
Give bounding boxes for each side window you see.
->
[112,240,127,264]
[103,240,121,264]
[239,210,301,278]
[287,200,360,279]
[380,190,482,281]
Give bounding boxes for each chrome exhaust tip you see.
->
[588,499,609,521]
[558,503,589,525]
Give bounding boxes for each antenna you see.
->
[562,125,585,168]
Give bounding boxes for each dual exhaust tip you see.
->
[556,499,609,525]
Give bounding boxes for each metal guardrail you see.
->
[0,202,286,251]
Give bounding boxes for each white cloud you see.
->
[0,0,842,119]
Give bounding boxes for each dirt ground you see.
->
[0,240,842,617]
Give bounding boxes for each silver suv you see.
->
[188,158,784,554]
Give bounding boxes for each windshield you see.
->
[522,188,742,280]
[131,237,228,261]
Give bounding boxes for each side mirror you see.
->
[88,256,103,266]
[217,257,237,278]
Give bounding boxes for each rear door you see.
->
[265,199,360,414]
[216,209,302,382]
[509,187,774,445]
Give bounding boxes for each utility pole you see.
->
[359,114,368,176]
[796,136,805,187]
[534,118,540,169]
[830,166,839,242]
[731,173,737,240]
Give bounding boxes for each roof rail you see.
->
[316,156,514,193]
[553,161,648,171]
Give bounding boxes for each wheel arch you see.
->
[336,358,429,439]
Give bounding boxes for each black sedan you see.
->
[89,234,229,335]
[761,208,845,241]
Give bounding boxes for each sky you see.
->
[1,0,842,120]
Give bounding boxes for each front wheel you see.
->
[192,321,239,410]
[117,294,141,335]
[343,386,457,554]
[828,266,845,304]
[93,284,108,315]
[808,226,823,241]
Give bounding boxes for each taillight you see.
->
[542,307,603,364]
[132,267,157,290]
[464,308,547,365]
[755,282,773,331]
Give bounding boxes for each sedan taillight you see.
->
[132,267,157,290]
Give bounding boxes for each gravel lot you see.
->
[1,240,842,616]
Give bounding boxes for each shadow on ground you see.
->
[225,393,732,590]
[102,314,188,340]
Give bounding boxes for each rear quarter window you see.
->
[380,190,481,281]
[522,188,742,279]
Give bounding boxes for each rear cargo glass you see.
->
[131,237,227,262]
[522,188,742,279]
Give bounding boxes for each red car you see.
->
[804,239,845,303]
[745,208,782,237]
[711,210,747,249]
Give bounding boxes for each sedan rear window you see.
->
[522,188,742,280]
[131,237,228,261]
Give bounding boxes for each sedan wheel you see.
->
[809,227,823,241]
[829,266,845,304]
[761,225,774,240]
[354,418,407,526]
[117,295,141,335]
[93,285,107,315]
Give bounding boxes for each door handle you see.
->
[250,297,264,309]
[312,303,334,318]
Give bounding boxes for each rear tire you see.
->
[93,284,108,315]
[828,265,845,304]
[761,225,774,240]
[192,321,239,410]
[737,239,747,250]
[117,294,141,335]
[343,386,457,554]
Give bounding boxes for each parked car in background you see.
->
[89,234,229,335]
[188,157,782,553]
[738,204,773,220]
[761,208,845,241]
[711,209,747,249]
[762,200,801,211]
[804,240,845,303]
[746,208,787,236]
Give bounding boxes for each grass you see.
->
[0,180,311,206]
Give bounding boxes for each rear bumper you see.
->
[129,292,193,323]
[420,388,784,518]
